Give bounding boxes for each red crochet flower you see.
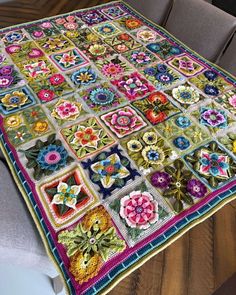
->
[49,74,65,86]
[38,89,55,102]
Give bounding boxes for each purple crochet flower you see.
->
[150,171,171,189]
[0,75,14,88]
[186,179,207,198]
[201,109,226,127]
[0,65,13,76]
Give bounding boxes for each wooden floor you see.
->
[0,1,236,294]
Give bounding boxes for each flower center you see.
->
[175,181,181,188]
[45,151,61,164]
[210,160,219,167]
[10,96,20,104]
[89,237,96,245]
[117,115,131,126]
[135,206,143,214]
[105,165,115,174]
[180,91,191,99]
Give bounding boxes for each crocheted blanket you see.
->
[0,1,236,294]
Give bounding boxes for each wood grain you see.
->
[0,1,236,294]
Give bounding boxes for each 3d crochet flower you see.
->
[52,100,82,120]
[120,191,158,229]
[199,152,229,178]
[73,126,101,148]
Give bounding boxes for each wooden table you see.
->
[1,1,236,294]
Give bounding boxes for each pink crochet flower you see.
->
[111,109,137,131]
[101,62,123,77]
[56,101,79,119]
[229,95,236,108]
[120,191,158,229]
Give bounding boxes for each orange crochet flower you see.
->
[125,18,142,29]
[83,205,111,232]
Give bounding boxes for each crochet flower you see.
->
[127,140,142,152]
[51,182,83,209]
[141,145,165,165]
[1,91,28,108]
[71,68,97,86]
[36,144,69,171]
[173,136,190,150]
[199,152,229,178]
[49,73,65,85]
[73,126,100,148]
[101,62,123,77]
[32,31,44,38]
[6,44,21,54]
[111,109,137,131]
[24,61,50,78]
[125,18,142,29]
[204,85,219,96]
[172,85,200,105]
[200,108,227,128]
[28,48,44,58]
[175,116,191,128]
[0,66,13,75]
[89,88,115,105]
[97,24,116,35]
[204,70,218,81]
[38,89,55,102]
[155,72,174,84]
[0,76,13,88]
[229,95,236,108]
[120,191,158,229]
[130,51,151,65]
[59,52,78,66]
[89,44,106,56]
[64,22,78,30]
[4,115,22,128]
[52,100,82,120]
[186,179,207,198]
[32,121,49,134]
[137,29,156,42]
[179,59,194,71]
[91,153,130,188]
[150,171,171,189]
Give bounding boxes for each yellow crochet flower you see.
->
[65,31,79,39]
[86,33,99,42]
[1,91,28,108]
[233,140,236,153]
[69,252,102,284]
[4,115,22,128]
[32,121,49,134]
[89,44,106,56]
[83,205,111,232]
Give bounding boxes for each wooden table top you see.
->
[0,1,235,294]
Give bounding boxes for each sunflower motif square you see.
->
[0,64,25,91]
[36,34,74,54]
[132,27,165,44]
[5,41,45,64]
[101,5,127,19]
[149,158,209,213]
[77,10,108,26]
[123,48,159,69]
[95,55,133,79]
[3,106,53,146]
[100,106,147,138]
[64,28,101,46]
[57,205,126,284]
[78,41,116,61]
[116,16,143,31]
[60,117,115,160]
[37,166,100,230]
[47,95,87,126]
[215,89,236,117]
[17,58,57,81]
[111,72,155,101]
[189,70,232,96]
[190,102,235,134]
[0,86,36,115]
[68,65,100,88]
[146,39,183,61]
[49,48,89,71]
[92,22,121,38]
[29,73,73,103]
[107,180,173,246]
[121,128,172,172]
[184,141,236,189]
[142,63,184,90]
[79,82,126,114]
[19,134,74,181]
[0,30,28,45]
[131,91,181,125]
[168,54,205,77]
[81,145,140,198]
[165,82,206,109]
[157,114,209,153]
[25,21,60,40]
[104,32,142,54]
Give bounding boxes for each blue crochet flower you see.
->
[146,43,160,53]
[156,72,174,84]
[6,32,23,43]
[157,64,167,73]
[204,85,219,96]
[204,70,218,81]
[71,67,97,86]
[89,88,115,105]
[170,46,182,55]
[173,136,190,150]
[144,67,156,76]
[175,116,191,128]
[36,144,68,171]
